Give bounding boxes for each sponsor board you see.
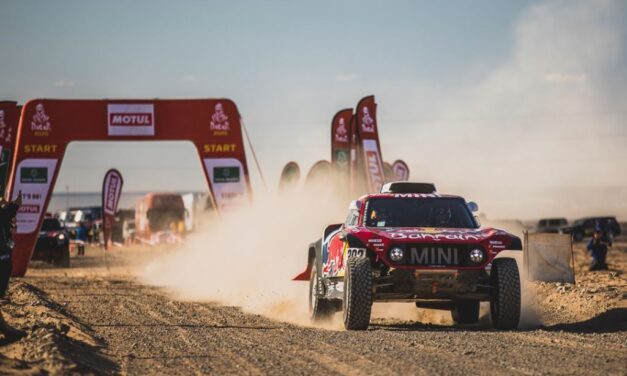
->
[203,158,247,210]
[12,159,58,234]
[107,104,155,136]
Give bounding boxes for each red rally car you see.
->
[294,182,522,330]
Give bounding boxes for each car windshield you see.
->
[364,197,477,228]
[41,218,63,231]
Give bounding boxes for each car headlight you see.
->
[389,247,404,262]
[57,233,65,240]
[469,248,484,263]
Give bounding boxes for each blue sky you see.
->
[1,0,626,218]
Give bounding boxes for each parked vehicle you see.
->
[32,218,70,267]
[560,216,621,241]
[534,218,568,233]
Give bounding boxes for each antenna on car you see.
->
[380,182,437,194]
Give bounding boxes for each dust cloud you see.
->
[391,0,627,220]
[141,184,347,328]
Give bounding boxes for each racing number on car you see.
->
[347,248,366,258]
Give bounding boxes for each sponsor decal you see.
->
[203,143,237,153]
[24,144,58,153]
[393,193,439,198]
[31,103,52,136]
[409,246,459,265]
[389,232,481,241]
[20,167,48,183]
[368,238,382,243]
[107,104,155,136]
[335,117,348,143]
[361,106,375,133]
[19,204,40,214]
[210,102,230,136]
[104,175,121,213]
[213,167,240,183]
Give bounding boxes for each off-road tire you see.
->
[53,247,71,268]
[343,257,372,330]
[451,300,480,324]
[309,259,334,322]
[490,258,520,330]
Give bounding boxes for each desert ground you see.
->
[0,239,625,375]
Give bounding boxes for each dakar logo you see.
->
[361,106,375,133]
[31,103,52,133]
[210,103,230,134]
[0,109,11,144]
[335,117,348,143]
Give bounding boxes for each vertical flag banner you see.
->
[330,109,353,175]
[392,160,410,181]
[102,169,123,250]
[0,102,20,197]
[8,98,251,276]
[355,95,385,194]
[279,161,301,192]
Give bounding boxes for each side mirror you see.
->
[467,201,479,212]
[348,200,362,212]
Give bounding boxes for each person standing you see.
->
[0,192,21,299]
[0,192,25,340]
[587,228,612,271]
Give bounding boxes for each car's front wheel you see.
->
[343,257,372,330]
[309,258,334,322]
[490,258,520,330]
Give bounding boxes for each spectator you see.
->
[0,193,25,340]
[587,229,611,271]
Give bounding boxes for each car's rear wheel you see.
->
[343,257,372,330]
[451,299,480,324]
[490,258,520,330]
[53,247,71,268]
[309,259,333,322]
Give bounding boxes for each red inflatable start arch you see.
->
[8,98,251,276]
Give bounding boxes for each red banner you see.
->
[354,95,385,194]
[0,102,20,197]
[8,98,251,276]
[102,169,123,250]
